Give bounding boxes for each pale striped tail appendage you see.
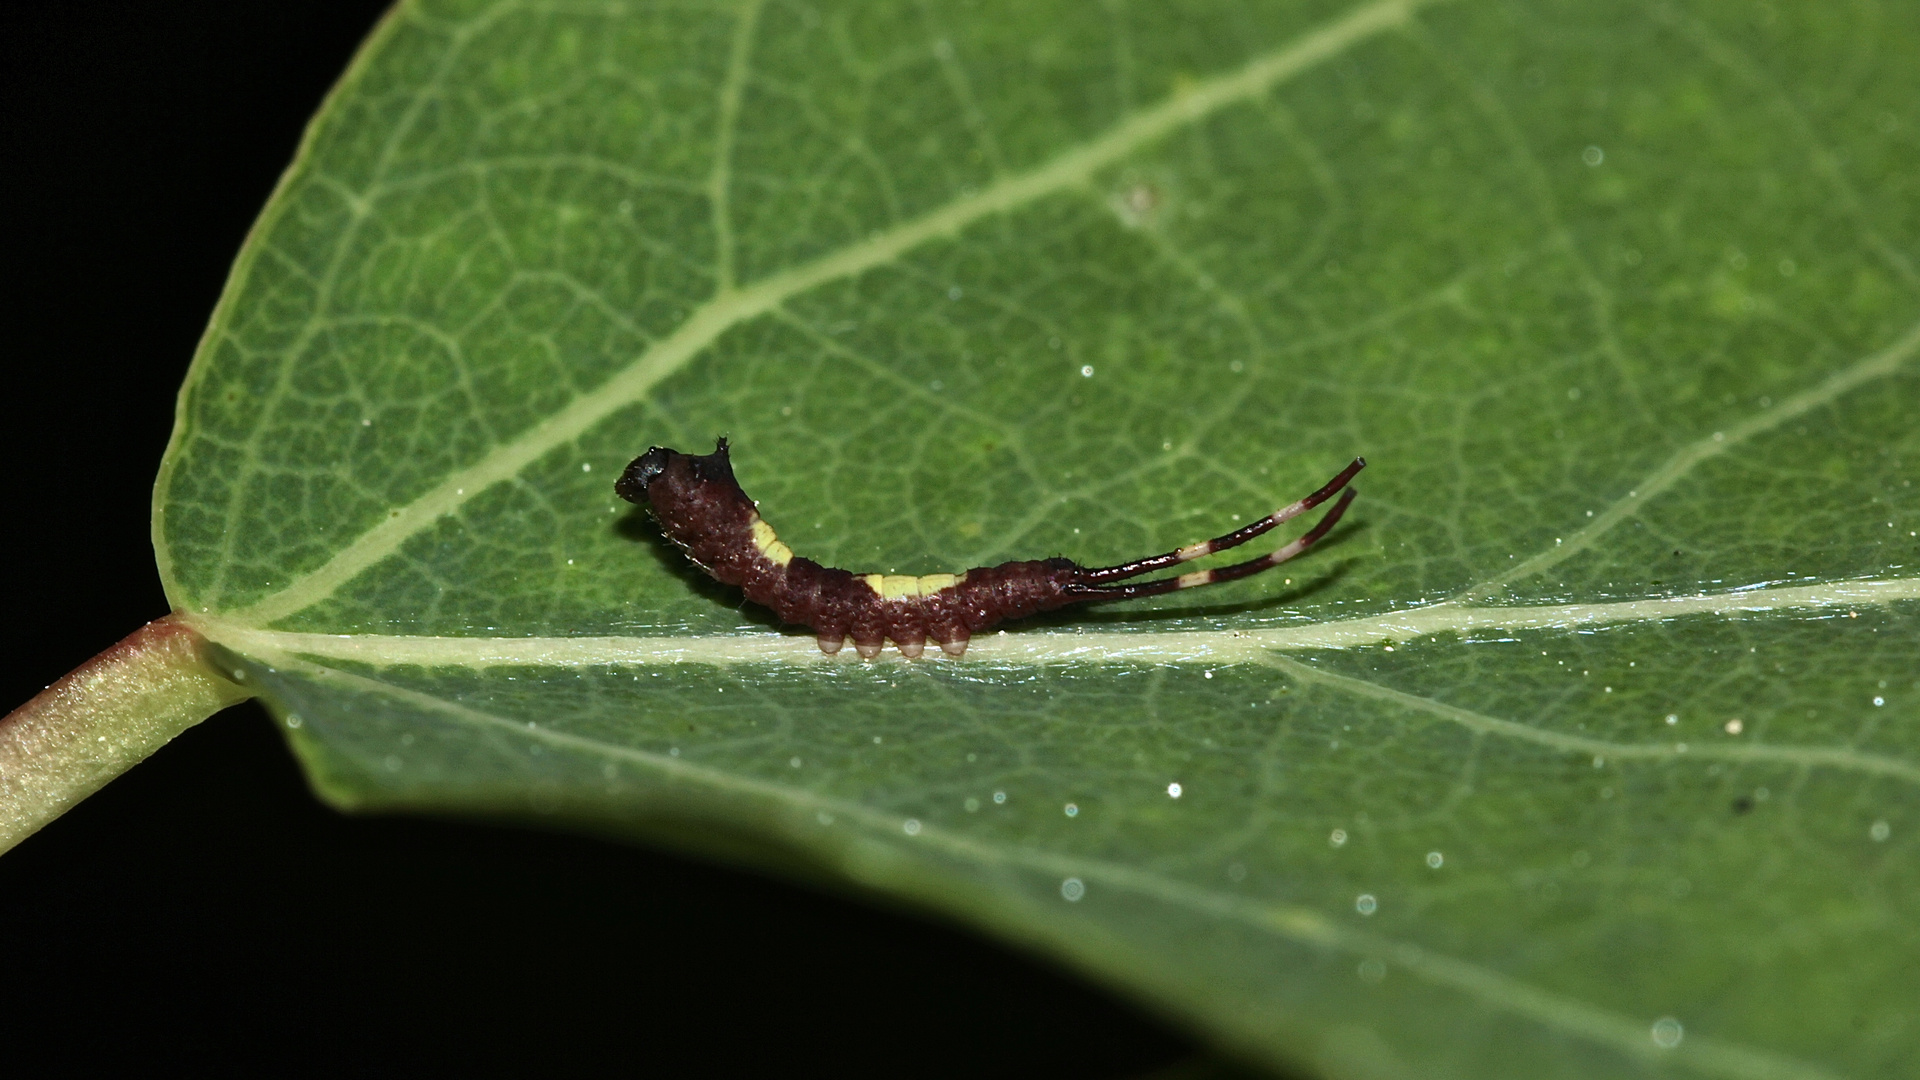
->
[1062,457,1365,602]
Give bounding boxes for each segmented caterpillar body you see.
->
[617,440,1362,659]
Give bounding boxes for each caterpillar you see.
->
[617,440,1363,659]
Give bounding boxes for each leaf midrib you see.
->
[197,577,1920,791]
[199,576,1920,665]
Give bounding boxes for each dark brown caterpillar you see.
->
[617,440,1362,659]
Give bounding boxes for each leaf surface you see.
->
[157,0,1920,1075]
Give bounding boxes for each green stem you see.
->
[0,614,253,854]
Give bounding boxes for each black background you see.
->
[0,4,1209,1075]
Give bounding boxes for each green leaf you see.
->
[156,0,1920,1075]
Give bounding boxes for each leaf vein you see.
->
[1456,315,1920,600]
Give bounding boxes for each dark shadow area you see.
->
[0,705,1208,1078]
[0,4,1217,1077]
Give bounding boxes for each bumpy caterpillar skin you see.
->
[617,440,1362,659]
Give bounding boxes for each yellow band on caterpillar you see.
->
[749,516,793,567]
[862,572,966,599]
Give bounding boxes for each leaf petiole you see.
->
[0,614,253,854]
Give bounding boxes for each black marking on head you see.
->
[615,446,674,503]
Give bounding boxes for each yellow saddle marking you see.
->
[749,517,793,567]
[861,572,966,599]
